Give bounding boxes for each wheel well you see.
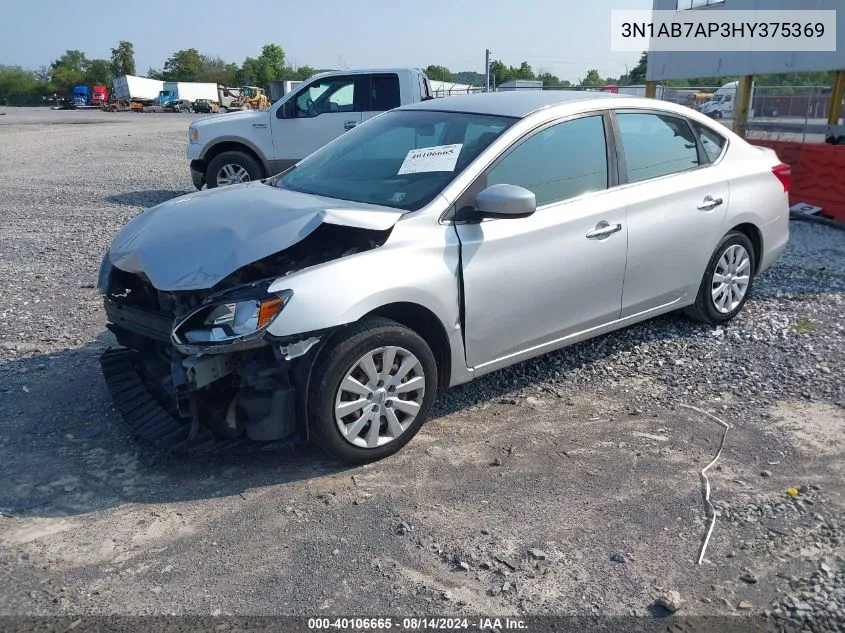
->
[367,303,452,391]
[730,223,763,273]
[202,142,266,176]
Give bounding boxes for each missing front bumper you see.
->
[100,347,303,454]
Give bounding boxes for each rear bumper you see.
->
[759,208,790,274]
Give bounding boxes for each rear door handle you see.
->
[586,222,622,239]
[697,196,724,211]
[344,120,358,131]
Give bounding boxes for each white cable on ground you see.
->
[680,403,730,566]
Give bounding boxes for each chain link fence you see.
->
[499,83,841,143]
[659,85,839,143]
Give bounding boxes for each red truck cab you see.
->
[91,85,109,106]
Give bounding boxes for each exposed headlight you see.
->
[189,127,199,143]
[172,289,292,347]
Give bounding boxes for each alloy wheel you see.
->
[334,346,425,449]
[215,164,250,186]
[711,244,751,314]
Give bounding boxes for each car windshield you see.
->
[274,109,516,211]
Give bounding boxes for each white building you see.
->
[647,0,845,81]
[497,80,544,91]
[428,80,482,98]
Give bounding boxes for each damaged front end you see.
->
[99,221,392,453]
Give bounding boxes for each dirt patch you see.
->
[768,401,845,457]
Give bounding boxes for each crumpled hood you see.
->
[108,182,403,291]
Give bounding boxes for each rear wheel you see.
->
[684,231,756,324]
[309,318,437,464]
[205,151,263,188]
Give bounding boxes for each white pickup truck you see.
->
[187,68,435,189]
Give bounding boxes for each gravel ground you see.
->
[0,107,844,628]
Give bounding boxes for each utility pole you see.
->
[485,49,491,93]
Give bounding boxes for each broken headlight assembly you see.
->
[171,288,293,350]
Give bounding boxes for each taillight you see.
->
[772,163,791,193]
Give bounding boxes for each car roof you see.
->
[402,90,625,118]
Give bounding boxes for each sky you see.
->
[0,0,652,83]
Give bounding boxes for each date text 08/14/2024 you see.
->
[307,617,528,630]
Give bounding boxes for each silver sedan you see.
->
[99,91,790,463]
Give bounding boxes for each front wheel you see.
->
[309,318,438,464]
[685,231,756,324]
[205,151,263,188]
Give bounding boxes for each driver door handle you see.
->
[344,120,358,131]
[697,195,724,211]
[586,222,622,240]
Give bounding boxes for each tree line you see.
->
[1,45,838,107]
[0,41,324,106]
[426,54,647,88]
[428,53,837,90]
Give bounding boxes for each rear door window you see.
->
[616,112,701,183]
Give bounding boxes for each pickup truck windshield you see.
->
[275,110,516,211]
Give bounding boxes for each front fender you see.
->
[198,136,271,174]
[265,214,471,385]
[267,216,459,335]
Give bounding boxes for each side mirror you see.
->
[475,184,536,219]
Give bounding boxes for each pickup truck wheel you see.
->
[309,318,438,464]
[206,151,263,188]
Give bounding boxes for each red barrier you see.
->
[752,140,845,222]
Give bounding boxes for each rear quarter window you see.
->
[691,122,727,163]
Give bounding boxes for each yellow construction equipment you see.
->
[230,86,270,111]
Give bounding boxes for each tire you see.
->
[205,150,263,188]
[684,231,756,324]
[713,111,723,120]
[308,318,438,464]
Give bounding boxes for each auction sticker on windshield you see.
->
[398,144,463,175]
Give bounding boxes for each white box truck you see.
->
[113,75,165,101]
[699,81,756,120]
[156,82,219,106]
